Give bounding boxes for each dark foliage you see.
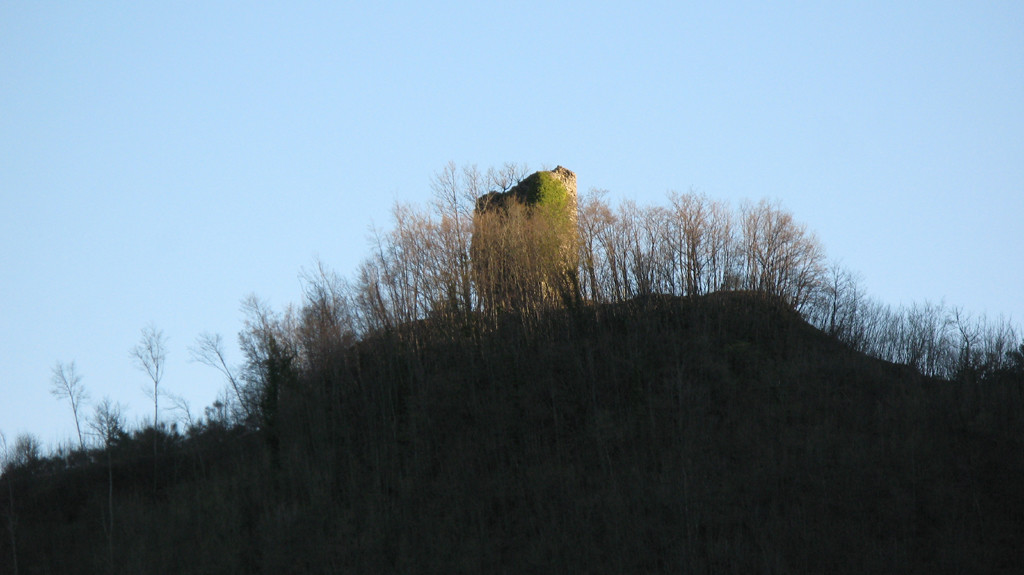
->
[3,293,1023,573]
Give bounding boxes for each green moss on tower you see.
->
[533,171,572,225]
[475,167,576,231]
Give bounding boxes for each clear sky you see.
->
[2,2,1022,447]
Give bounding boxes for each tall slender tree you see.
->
[89,398,124,568]
[49,361,89,450]
[131,323,166,491]
[131,324,167,432]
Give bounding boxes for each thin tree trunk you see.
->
[154,383,158,495]
[107,449,114,568]
[5,477,16,575]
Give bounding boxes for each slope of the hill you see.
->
[2,293,1022,574]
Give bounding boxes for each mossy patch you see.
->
[476,170,573,229]
[532,171,572,227]
[519,171,567,205]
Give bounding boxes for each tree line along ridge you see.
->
[1,162,1022,573]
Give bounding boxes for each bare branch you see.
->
[165,392,195,431]
[189,332,248,420]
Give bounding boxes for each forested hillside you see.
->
[2,165,1022,573]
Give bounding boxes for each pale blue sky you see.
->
[2,2,1022,446]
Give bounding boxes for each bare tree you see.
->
[89,398,124,568]
[617,201,668,298]
[596,201,631,302]
[486,162,529,193]
[166,392,195,431]
[577,189,614,302]
[808,263,868,347]
[189,332,249,423]
[354,256,393,334]
[9,435,40,470]
[90,397,126,448]
[299,260,358,368]
[739,199,826,311]
[979,315,1019,376]
[666,191,737,296]
[131,323,166,492]
[50,361,90,450]
[896,300,953,376]
[430,163,478,320]
[952,307,981,380]
[131,324,167,432]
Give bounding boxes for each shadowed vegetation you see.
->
[2,164,1022,573]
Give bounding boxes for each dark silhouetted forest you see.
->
[3,164,1022,573]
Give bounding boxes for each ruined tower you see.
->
[472,166,579,313]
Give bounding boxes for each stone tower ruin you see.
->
[472,166,579,313]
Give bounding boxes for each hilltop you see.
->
[3,292,1022,573]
